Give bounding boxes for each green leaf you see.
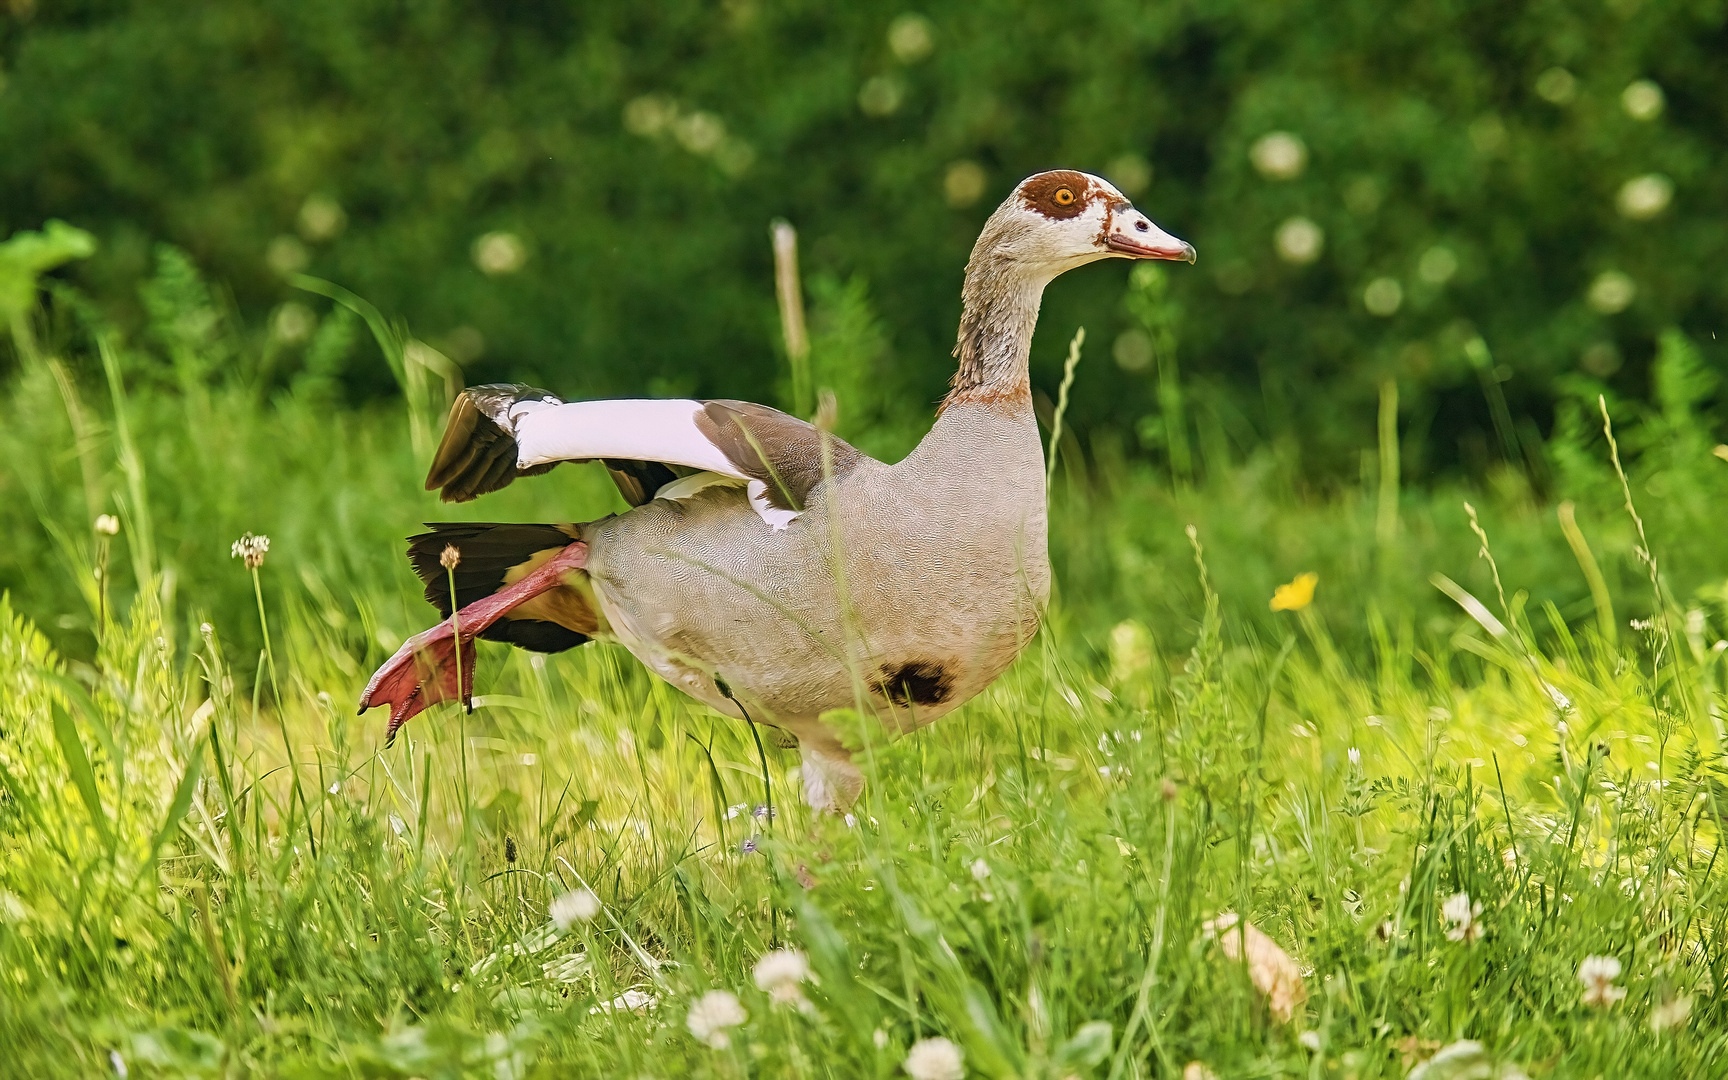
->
[145,737,207,873]
[0,220,97,323]
[51,700,113,848]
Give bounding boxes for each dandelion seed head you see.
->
[550,887,601,928]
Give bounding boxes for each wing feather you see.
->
[426,384,867,526]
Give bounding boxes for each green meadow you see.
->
[2,235,1727,1077]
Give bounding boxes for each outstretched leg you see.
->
[359,541,589,741]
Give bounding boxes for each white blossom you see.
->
[230,533,270,570]
[903,1036,965,1080]
[686,989,747,1049]
[1442,892,1483,943]
[1250,132,1307,180]
[1650,995,1692,1032]
[1579,955,1626,1008]
[549,888,601,929]
[753,948,812,1007]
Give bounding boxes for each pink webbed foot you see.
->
[358,540,588,743]
[359,621,480,743]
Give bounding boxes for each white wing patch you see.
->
[747,480,801,531]
[512,399,801,530]
[514,399,739,476]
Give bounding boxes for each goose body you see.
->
[360,169,1193,810]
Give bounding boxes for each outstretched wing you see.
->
[425,384,864,529]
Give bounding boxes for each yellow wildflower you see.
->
[1270,572,1318,612]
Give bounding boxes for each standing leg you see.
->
[798,737,864,813]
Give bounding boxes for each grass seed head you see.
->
[440,543,461,570]
[230,532,270,570]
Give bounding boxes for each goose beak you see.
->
[1105,209,1196,263]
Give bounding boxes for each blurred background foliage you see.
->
[1,0,1724,478]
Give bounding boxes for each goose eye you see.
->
[1053,187,1076,206]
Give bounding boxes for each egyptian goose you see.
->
[359,169,1194,811]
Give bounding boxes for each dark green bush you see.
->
[1,0,1724,472]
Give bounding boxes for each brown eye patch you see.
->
[1018,170,1093,220]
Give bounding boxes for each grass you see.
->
[3,281,1728,1077]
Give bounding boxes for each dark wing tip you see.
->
[423,384,562,502]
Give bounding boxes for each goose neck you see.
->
[943,261,1048,410]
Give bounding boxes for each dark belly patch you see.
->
[875,661,953,707]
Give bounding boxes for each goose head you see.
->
[973,169,1195,281]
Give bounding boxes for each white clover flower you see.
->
[550,888,601,929]
[1617,174,1673,220]
[230,533,270,570]
[873,1028,890,1050]
[970,858,990,882]
[1622,80,1664,121]
[686,989,747,1049]
[1250,132,1307,180]
[1275,217,1324,264]
[887,14,934,62]
[1651,994,1692,1031]
[1579,955,1626,1008]
[903,1036,965,1080]
[473,231,527,275]
[753,948,812,1007]
[1363,276,1403,316]
[1588,271,1636,314]
[1298,1030,1321,1051]
[1442,891,1483,943]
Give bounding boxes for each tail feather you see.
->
[407,522,590,653]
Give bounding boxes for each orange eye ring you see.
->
[1053,187,1076,206]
